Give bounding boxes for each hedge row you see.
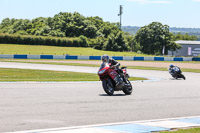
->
[0,34,91,47]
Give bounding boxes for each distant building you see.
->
[168,40,200,57]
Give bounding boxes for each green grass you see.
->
[129,77,147,81]
[161,128,200,133]
[1,60,100,67]
[0,68,147,82]
[0,44,152,56]
[0,68,100,81]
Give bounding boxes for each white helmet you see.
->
[101,54,109,62]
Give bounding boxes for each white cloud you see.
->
[126,0,172,4]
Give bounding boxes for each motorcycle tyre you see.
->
[123,80,132,95]
[102,78,114,96]
[180,74,186,80]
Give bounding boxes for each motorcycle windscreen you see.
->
[173,67,180,72]
[99,62,109,70]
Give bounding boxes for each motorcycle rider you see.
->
[101,54,122,72]
[101,54,119,67]
[168,64,180,77]
[101,54,124,85]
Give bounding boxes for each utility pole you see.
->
[118,5,123,30]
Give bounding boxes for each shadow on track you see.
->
[99,94,126,96]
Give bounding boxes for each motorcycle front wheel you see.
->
[180,74,186,80]
[123,80,132,95]
[102,78,114,96]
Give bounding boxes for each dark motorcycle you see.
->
[98,62,132,95]
[169,67,186,80]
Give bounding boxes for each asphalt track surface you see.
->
[0,62,200,132]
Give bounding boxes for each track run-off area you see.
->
[0,62,200,132]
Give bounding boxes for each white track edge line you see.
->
[7,115,200,133]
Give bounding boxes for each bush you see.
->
[0,33,93,47]
[79,35,89,47]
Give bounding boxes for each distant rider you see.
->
[168,64,180,77]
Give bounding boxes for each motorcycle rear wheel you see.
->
[102,78,114,96]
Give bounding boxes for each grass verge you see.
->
[161,127,200,133]
[0,68,99,81]
[0,68,147,82]
[1,60,100,67]
[0,44,152,56]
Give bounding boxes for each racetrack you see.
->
[0,62,200,132]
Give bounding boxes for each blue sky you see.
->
[0,0,200,28]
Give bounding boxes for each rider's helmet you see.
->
[170,64,174,68]
[102,54,109,63]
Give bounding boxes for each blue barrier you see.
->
[66,55,78,59]
[112,56,123,60]
[89,56,101,60]
[174,57,183,61]
[14,54,27,59]
[134,57,144,61]
[2,54,200,61]
[40,55,53,59]
[154,57,164,61]
[193,58,200,61]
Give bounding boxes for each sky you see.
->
[0,0,200,28]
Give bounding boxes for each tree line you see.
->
[0,12,198,55]
[0,12,121,38]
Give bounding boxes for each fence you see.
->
[0,54,200,61]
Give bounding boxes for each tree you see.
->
[83,25,97,38]
[103,31,128,51]
[0,18,12,29]
[124,34,141,52]
[135,22,181,55]
[0,18,30,34]
[115,31,128,51]
[172,32,198,41]
[0,11,126,51]
[99,25,112,38]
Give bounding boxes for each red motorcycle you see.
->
[98,62,132,95]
